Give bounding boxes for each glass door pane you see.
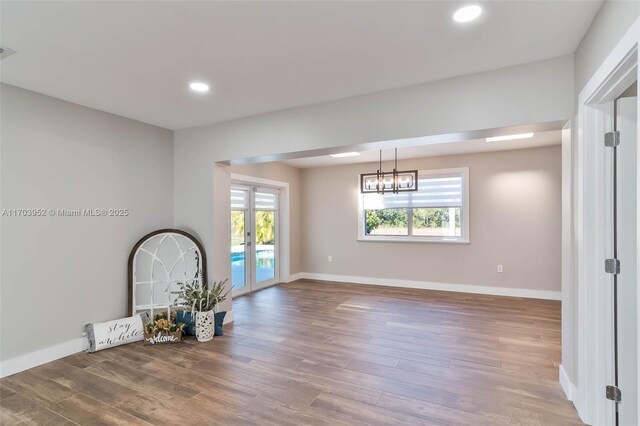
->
[231,185,279,294]
[230,187,249,295]
[254,189,278,287]
[255,209,275,283]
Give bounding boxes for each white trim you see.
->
[560,121,575,414]
[0,313,236,378]
[572,16,640,426]
[0,337,85,378]
[286,272,304,282]
[232,284,251,298]
[357,237,470,244]
[580,18,639,105]
[232,281,284,298]
[252,186,281,291]
[560,364,578,404]
[230,173,291,290]
[230,174,289,189]
[357,167,470,244]
[298,272,561,300]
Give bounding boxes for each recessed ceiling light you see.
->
[453,5,482,23]
[330,152,360,158]
[189,82,210,92]
[486,133,534,142]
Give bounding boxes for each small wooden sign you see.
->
[143,330,184,345]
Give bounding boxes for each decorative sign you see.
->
[85,314,145,352]
[143,331,184,345]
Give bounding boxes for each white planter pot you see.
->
[195,310,214,342]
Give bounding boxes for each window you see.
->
[358,167,469,243]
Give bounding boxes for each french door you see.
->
[231,184,279,296]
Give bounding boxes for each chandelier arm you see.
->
[359,147,418,194]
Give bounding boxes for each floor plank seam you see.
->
[0,280,581,425]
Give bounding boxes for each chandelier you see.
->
[360,149,418,194]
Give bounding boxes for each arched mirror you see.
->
[128,229,207,317]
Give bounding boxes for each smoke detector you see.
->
[0,47,16,60]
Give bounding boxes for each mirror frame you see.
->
[127,228,207,316]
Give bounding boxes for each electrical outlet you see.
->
[497,265,504,273]
[328,255,333,263]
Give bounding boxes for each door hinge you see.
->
[606,385,622,402]
[605,131,620,147]
[605,258,621,274]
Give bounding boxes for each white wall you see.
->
[176,55,573,163]
[0,84,174,366]
[574,1,640,94]
[560,123,575,401]
[300,146,561,295]
[174,55,575,304]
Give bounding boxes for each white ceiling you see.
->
[282,130,561,168]
[1,2,601,130]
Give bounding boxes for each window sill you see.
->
[357,237,470,244]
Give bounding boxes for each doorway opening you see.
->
[231,184,279,295]
[572,27,638,425]
[230,178,286,297]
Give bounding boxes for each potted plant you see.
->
[173,279,229,342]
[143,312,186,345]
[210,279,229,336]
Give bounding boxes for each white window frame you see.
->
[357,167,470,244]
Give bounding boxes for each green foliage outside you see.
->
[412,208,461,229]
[365,210,381,234]
[231,210,275,246]
[365,207,461,235]
[255,211,275,245]
[231,211,245,246]
[365,209,408,234]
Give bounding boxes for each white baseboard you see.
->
[0,274,557,379]
[559,364,577,402]
[1,311,235,379]
[0,337,85,379]
[286,272,304,283]
[298,272,561,301]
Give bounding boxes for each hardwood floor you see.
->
[0,280,583,425]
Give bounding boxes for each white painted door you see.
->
[231,185,251,296]
[616,95,638,426]
[251,187,279,291]
[230,185,280,296]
